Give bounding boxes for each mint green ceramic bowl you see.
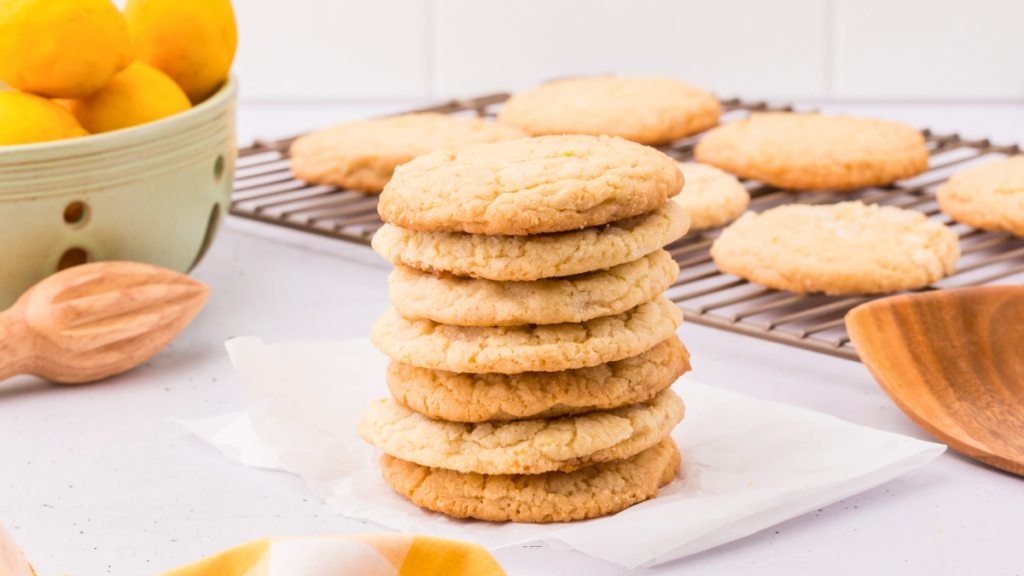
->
[0,76,237,309]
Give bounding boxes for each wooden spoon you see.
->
[0,261,210,384]
[846,286,1024,476]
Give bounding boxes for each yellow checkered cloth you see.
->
[1,519,503,576]
[159,534,505,576]
[1,522,34,576]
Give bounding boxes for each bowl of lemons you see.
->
[0,0,237,309]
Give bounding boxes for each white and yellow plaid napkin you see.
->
[0,520,505,576]
[0,522,33,576]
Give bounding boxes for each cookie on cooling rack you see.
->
[288,112,525,193]
[710,201,960,295]
[379,437,681,523]
[358,388,684,475]
[378,134,684,235]
[672,162,750,230]
[937,156,1024,237]
[387,334,689,422]
[370,295,683,374]
[695,112,929,191]
[497,77,721,146]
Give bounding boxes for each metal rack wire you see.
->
[231,94,1024,361]
[231,94,509,245]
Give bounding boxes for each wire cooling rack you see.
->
[231,94,1024,361]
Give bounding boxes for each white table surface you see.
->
[3,100,1024,576]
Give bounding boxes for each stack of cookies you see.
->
[358,134,693,523]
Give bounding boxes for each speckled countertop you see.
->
[2,101,1024,576]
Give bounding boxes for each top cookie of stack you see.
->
[361,134,692,523]
[373,134,692,282]
[377,133,685,235]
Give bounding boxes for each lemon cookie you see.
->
[371,295,683,374]
[388,335,689,422]
[372,202,689,282]
[358,388,684,475]
[672,162,750,230]
[378,134,684,235]
[380,437,680,523]
[937,156,1024,237]
[497,77,720,146]
[711,201,960,295]
[695,113,929,190]
[389,249,679,327]
[289,113,525,193]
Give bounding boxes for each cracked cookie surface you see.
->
[378,134,684,235]
[695,112,928,191]
[497,77,720,146]
[289,112,525,193]
[371,202,689,281]
[672,162,750,230]
[937,156,1024,237]
[388,334,689,422]
[388,249,679,326]
[380,437,681,523]
[371,295,683,374]
[358,388,684,475]
[711,201,960,295]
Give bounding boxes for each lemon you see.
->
[125,0,237,104]
[62,62,191,134]
[0,91,88,146]
[0,0,134,98]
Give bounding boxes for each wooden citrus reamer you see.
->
[0,261,210,384]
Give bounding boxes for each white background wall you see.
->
[223,0,1024,103]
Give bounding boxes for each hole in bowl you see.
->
[63,201,89,228]
[188,203,222,272]
[214,155,225,182]
[57,247,89,271]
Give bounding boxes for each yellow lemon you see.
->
[124,0,237,104]
[0,0,133,98]
[0,91,88,146]
[62,62,191,134]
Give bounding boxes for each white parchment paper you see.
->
[181,336,945,568]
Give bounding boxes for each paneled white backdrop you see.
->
[211,0,1024,103]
